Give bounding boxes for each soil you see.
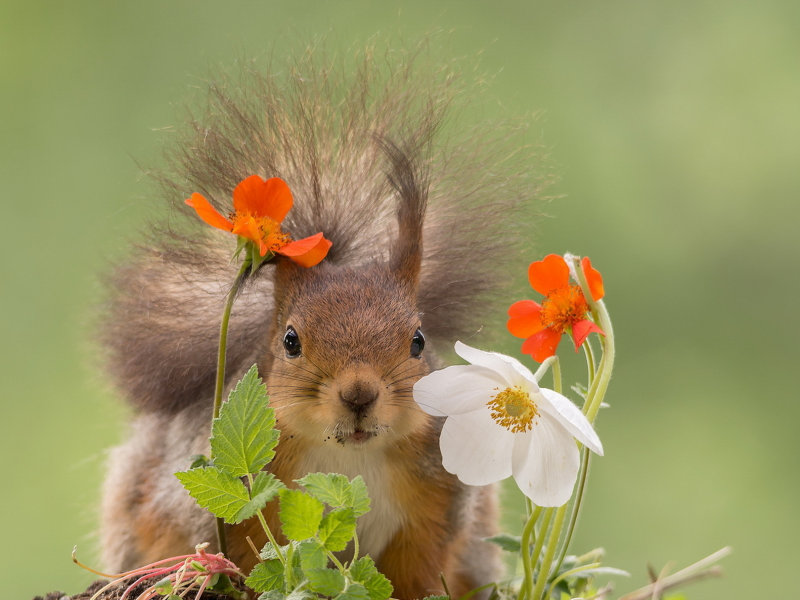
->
[32,579,238,600]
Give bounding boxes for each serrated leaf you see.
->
[319,508,356,552]
[307,568,346,596]
[175,467,250,523]
[246,560,285,593]
[335,582,370,600]
[349,557,393,600]
[279,489,324,541]
[297,539,327,571]
[484,533,522,553]
[349,476,370,517]
[296,473,370,517]
[211,364,280,477]
[259,591,287,600]
[286,588,315,600]
[234,472,286,523]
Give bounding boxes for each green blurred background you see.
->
[2,1,798,598]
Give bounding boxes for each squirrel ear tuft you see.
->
[379,136,429,291]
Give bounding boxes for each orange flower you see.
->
[507,254,605,362]
[185,175,332,268]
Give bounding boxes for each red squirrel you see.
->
[99,47,545,599]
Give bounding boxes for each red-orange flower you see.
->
[507,254,605,362]
[185,175,332,268]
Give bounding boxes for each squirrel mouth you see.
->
[334,424,376,445]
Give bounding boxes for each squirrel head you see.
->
[263,260,431,449]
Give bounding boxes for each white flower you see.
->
[413,341,603,507]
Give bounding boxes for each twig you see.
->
[618,547,731,600]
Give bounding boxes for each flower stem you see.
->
[531,505,567,600]
[550,446,591,582]
[519,503,543,600]
[528,508,553,593]
[583,300,614,424]
[551,357,562,395]
[582,340,596,389]
[211,260,250,557]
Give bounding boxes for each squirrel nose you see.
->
[340,382,379,409]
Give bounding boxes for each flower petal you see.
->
[507,300,546,339]
[232,176,294,222]
[454,341,527,388]
[511,414,581,506]
[537,388,603,455]
[440,410,515,486]
[572,319,604,352]
[581,256,605,301]
[278,233,332,267]
[521,329,562,363]
[413,364,508,417]
[185,193,233,232]
[528,254,570,296]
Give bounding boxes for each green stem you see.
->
[519,502,543,600]
[246,474,286,566]
[551,357,562,395]
[550,447,591,581]
[531,505,567,600]
[528,508,553,592]
[583,300,614,424]
[583,340,596,390]
[211,261,249,557]
[322,545,346,572]
[352,530,360,563]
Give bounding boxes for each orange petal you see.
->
[185,193,233,232]
[528,254,570,296]
[507,300,546,339]
[232,175,294,223]
[581,256,605,301]
[521,328,562,363]
[572,319,605,352]
[232,216,262,245]
[278,233,332,267]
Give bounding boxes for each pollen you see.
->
[540,285,589,333]
[487,386,539,433]
[230,212,292,251]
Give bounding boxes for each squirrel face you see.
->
[263,261,432,450]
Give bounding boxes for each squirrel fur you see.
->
[99,44,547,600]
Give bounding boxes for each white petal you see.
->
[413,365,507,417]
[439,410,515,486]
[511,414,581,506]
[454,341,530,388]
[537,389,603,456]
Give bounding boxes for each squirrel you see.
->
[98,46,546,600]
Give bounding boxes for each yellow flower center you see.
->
[487,386,540,433]
[230,212,292,252]
[540,285,589,333]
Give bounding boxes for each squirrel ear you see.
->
[379,137,428,291]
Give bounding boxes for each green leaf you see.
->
[349,557,393,600]
[569,566,630,579]
[296,473,370,517]
[234,472,286,523]
[175,467,250,523]
[211,364,280,477]
[259,591,287,600]
[246,560,285,593]
[318,508,357,552]
[279,489,324,541]
[335,582,370,600]
[483,533,522,553]
[349,476,370,517]
[297,539,327,571]
[307,568,346,596]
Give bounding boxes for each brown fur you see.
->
[100,42,549,599]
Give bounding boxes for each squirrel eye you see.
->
[410,328,425,358]
[283,326,302,358]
